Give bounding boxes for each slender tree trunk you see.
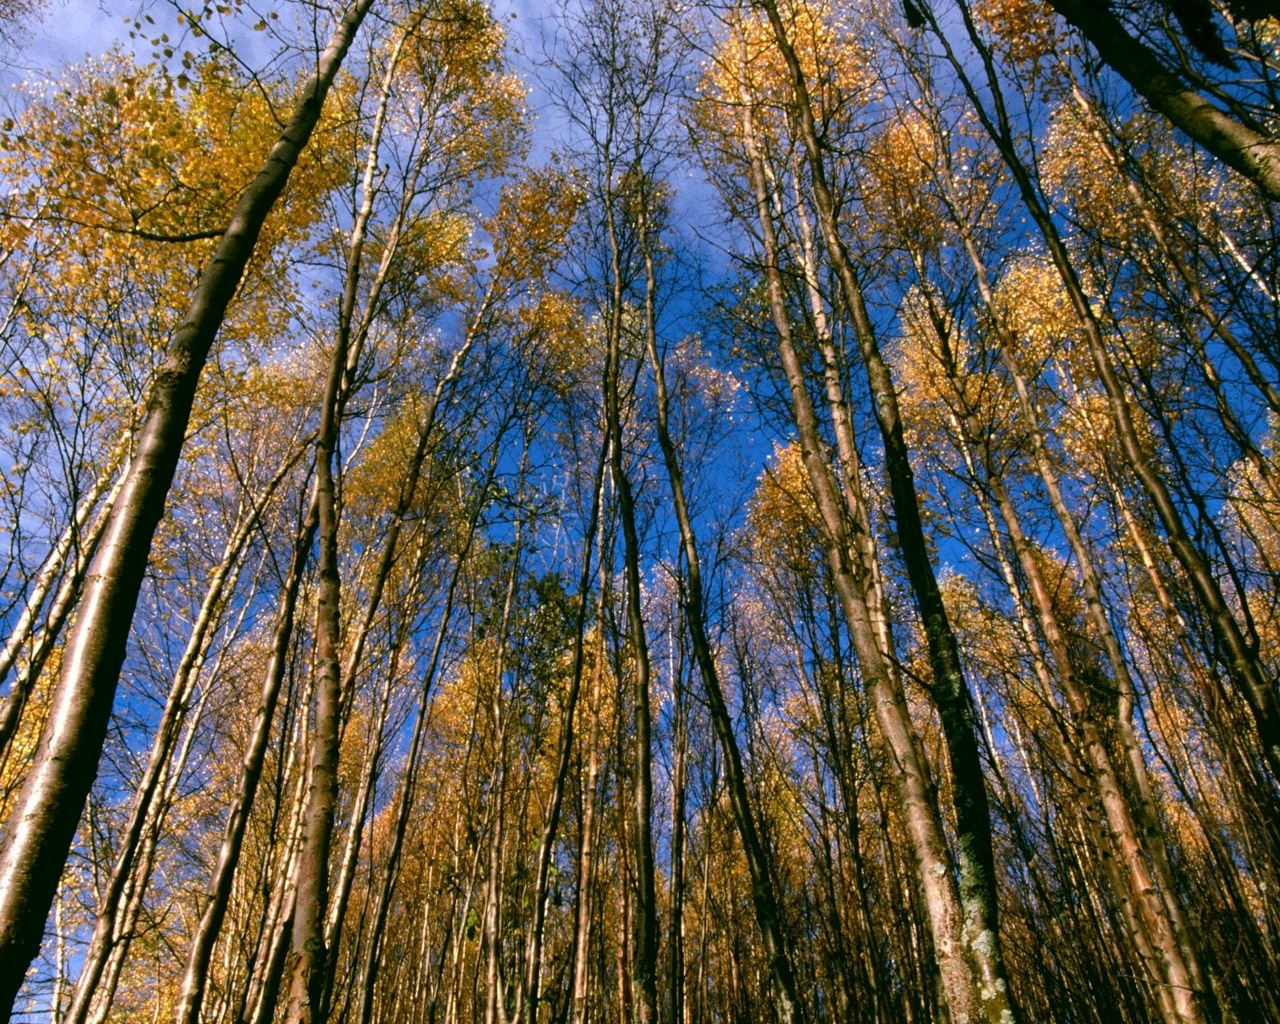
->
[0,3,375,1010]
[634,168,804,1023]
[600,173,659,1024]
[315,647,393,1022]
[570,611,609,1024]
[233,688,313,1024]
[0,441,126,751]
[249,898,296,1024]
[752,6,1020,1020]
[65,450,301,1024]
[735,55,1012,1022]
[666,626,687,1024]
[521,424,610,1024]
[172,497,318,1024]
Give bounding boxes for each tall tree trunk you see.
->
[752,5,1020,1020]
[601,170,660,1024]
[65,449,301,1024]
[666,625,687,1024]
[172,498,318,1024]
[570,609,609,1024]
[0,463,122,786]
[280,434,343,1024]
[520,420,610,1024]
[0,3,375,1010]
[635,172,805,1024]
[735,49,1013,1022]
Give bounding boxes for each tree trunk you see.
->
[65,450,301,1024]
[636,161,805,1024]
[753,6,1020,1020]
[736,51,1013,1023]
[0,2,375,1010]
[520,425,610,1024]
[601,171,659,1024]
[570,612,609,1024]
[172,500,318,1024]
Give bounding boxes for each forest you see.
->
[0,0,1277,1021]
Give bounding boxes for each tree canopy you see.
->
[0,1,1277,1023]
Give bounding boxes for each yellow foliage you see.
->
[748,441,824,576]
[390,0,527,182]
[896,288,972,410]
[486,165,585,286]
[937,572,1056,734]
[990,255,1079,369]
[0,52,336,256]
[1226,418,1280,574]
[521,289,596,399]
[343,401,465,536]
[390,208,478,308]
[709,0,873,106]
[0,647,59,820]
[972,0,1062,73]
[1040,99,1227,254]
[695,0,878,156]
[862,112,946,251]
[1040,103,1135,236]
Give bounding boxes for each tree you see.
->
[697,4,1020,1019]
[0,0,376,1010]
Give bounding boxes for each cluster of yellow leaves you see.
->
[696,0,878,154]
[895,285,1034,470]
[988,257,1166,465]
[1,52,337,255]
[861,112,946,251]
[384,208,478,312]
[989,255,1079,369]
[0,648,59,820]
[1251,15,1280,61]
[342,399,464,535]
[399,0,514,96]
[939,573,1030,694]
[1042,99,1229,260]
[895,287,975,417]
[391,0,527,183]
[1041,103,1141,241]
[972,0,1063,74]
[1226,417,1280,574]
[1056,385,1141,472]
[486,166,585,287]
[748,441,825,577]
[520,289,593,399]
